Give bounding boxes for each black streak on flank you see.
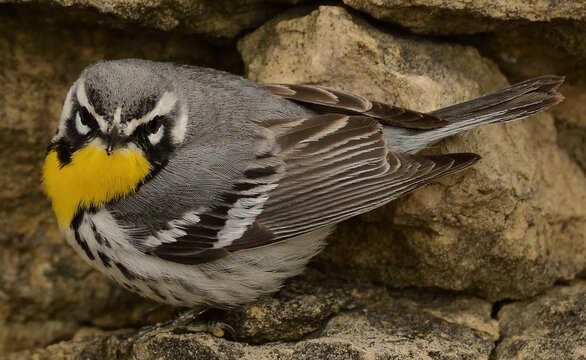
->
[74,229,95,261]
[169,291,185,304]
[97,251,112,268]
[114,261,137,280]
[122,282,134,291]
[90,222,111,248]
[91,223,103,245]
[148,284,168,301]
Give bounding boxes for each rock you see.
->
[239,5,586,301]
[341,0,586,84]
[3,0,309,38]
[551,84,586,174]
[342,0,586,36]
[223,271,387,343]
[2,1,586,358]
[8,278,497,359]
[469,25,586,174]
[493,280,586,359]
[0,9,237,354]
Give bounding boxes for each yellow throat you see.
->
[42,144,151,229]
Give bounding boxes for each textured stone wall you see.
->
[1,1,585,359]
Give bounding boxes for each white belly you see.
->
[64,209,332,307]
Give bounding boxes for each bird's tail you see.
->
[386,75,565,153]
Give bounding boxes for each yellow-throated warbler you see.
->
[42,59,564,307]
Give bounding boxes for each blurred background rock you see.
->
[0,1,584,359]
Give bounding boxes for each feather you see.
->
[121,73,562,265]
[148,114,478,264]
[264,84,450,129]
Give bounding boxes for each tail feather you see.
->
[385,75,565,153]
[430,75,565,124]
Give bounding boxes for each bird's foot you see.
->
[175,320,236,339]
[121,307,235,353]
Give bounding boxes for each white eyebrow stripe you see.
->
[171,104,188,144]
[53,84,76,141]
[76,78,109,133]
[121,92,177,136]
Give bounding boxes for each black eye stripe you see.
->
[79,107,99,130]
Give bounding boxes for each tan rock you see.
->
[2,1,586,357]
[471,25,586,173]
[493,280,586,359]
[8,277,497,359]
[3,0,308,38]
[238,5,586,301]
[0,10,236,354]
[224,271,388,343]
[343,0,586,35]
[551,85,586,173]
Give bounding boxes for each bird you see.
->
[42,59,564,310]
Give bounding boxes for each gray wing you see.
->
[150,114,478,264]
[265,84,450,129]
[264,77,564,130]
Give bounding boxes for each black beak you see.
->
[106,128,121,156]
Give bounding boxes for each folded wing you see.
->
[151,114,478,264]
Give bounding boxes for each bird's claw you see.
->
[120,307,236,353]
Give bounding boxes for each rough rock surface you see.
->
[551,85,586,173]
[3,0,309,38]
[343,0,586,36]
[8,274,498,360]
[2,0,586,359]
[0,9,238,354]
[238,5,586,301]
[10,277,586,359]
[471,25,586,174]
[493,280,586,359]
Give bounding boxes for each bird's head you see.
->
[42,60,188,229]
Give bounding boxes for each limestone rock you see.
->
[2,0,309,38]
[223,271,387,343]
[9,278,497,359]
[470,25,586,174]
[343,0,586,35]
[0,10,237,354]
[238,5,586,301]
[493,280,586,359]
[551,84,586,173]
[2,1,586,358]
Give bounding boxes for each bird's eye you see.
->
[148,116,163,134]
[75,107,98,135]
[75,112,90,135]
[145,116,165,145]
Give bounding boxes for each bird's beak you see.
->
[106,128,121,156]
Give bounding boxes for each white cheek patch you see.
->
[75,112,91,135]
[147,125,165,145]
